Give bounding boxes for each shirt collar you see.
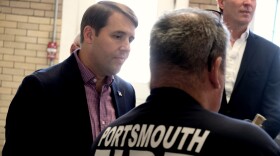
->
[241,27,250,40]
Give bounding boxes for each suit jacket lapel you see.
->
[234,32,257,90]
[111,78,125,117]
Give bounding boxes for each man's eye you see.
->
[129,37,134,43]
[113,34,123,39]
[115,35,121,39]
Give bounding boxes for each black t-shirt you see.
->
[91,87,280,156]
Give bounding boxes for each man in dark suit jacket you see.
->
[217,0,280,139]
[2,1,138,156]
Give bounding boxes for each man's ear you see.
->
[217,0,224,11]
[209,57,223,89]
[83,25,94,44]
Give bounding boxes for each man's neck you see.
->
[224,20,248,45]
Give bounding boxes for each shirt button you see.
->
[102,121,106,125]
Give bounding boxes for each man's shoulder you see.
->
[113,75,133,86]
[216,114,278,146]
[23,57,77,87]
[249,31,280,49]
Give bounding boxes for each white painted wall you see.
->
[253,0,280,46]
[59,0,94,61]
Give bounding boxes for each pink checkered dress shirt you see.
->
[74,51,116,139]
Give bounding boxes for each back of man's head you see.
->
[70,34,80,53]
[149,8,229,87]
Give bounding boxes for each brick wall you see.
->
[0,0,216,154]
[0,0,62,154]
[189,0,218,10]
